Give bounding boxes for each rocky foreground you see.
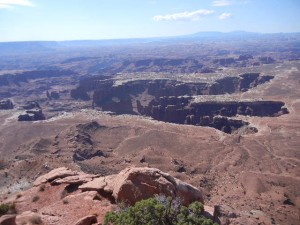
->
[0,167,276,225]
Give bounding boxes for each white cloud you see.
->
[0,3,12,8]
[212,0,248,7]
[0,0,34,9]
[153,9,214,22]
[212,0,233,6]
[219,13,232,20]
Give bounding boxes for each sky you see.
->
[0,0,300,42]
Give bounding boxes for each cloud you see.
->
[219,13,232,20]
[0,0,34,9]
[153,9,214,22]
[212,0,248,7]
[212,0,233,6]
[0,4,13,8]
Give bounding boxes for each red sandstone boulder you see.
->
[80,167,203,205]
[33,167,78,186]
[0,215,16,225]
[74,215,97,225]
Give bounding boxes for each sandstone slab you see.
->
[33,167,78,186]
[0,215,16,225]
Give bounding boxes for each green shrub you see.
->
[104,196,218,225]
[0,203,9,216]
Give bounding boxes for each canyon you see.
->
[70,72,287,133]
[0,33,300,225]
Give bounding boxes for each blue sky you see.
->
[0,0,299,42]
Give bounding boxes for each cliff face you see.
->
[209,73,274,94]
[72,73,274,101]
[70,73,287,133]
[99,58,205,74]
[0,70,74,87]
[0,99,13,110]
[18,109,46,121]
[137,97,287,133]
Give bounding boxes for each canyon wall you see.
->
[70,73,288,133]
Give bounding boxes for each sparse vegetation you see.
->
[104,196,217,225]
[39,184,46,192]
[62,199,69,204]
[0,202,17,216]
[0,203,9,216]
[32,195,40,202]
[16,193,22,199]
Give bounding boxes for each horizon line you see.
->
[1,30,300,43]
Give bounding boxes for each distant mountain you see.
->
[189,31,300,39]
[185,31,259,38]
[0,31,299,55]
[179,31,265,41]
[0,41,59,54]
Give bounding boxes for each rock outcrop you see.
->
[21,101,40,110]
[79,167,203,206]
[259,56,276,64]
[18,109,45,121]
[0,167,277,224]
[213,58,236,66]
[68,122,107,161]
[33,167,78,186]
[0,99,13,110]
[34,167,204,207]
[0,70,74,87]
[138,97,288,133]
[74,215,97,225]
[214,205,238,225]
[0,215,16,225]
[0,167,205,225]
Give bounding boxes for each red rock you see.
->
[79,177,108,191]
[79,167,203,205]
[0,215,16,225]
[51,173,98,185]
[74,215,97,225]
[33,167,78,186]
[115,167,203,205]
[16,211,43,225]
